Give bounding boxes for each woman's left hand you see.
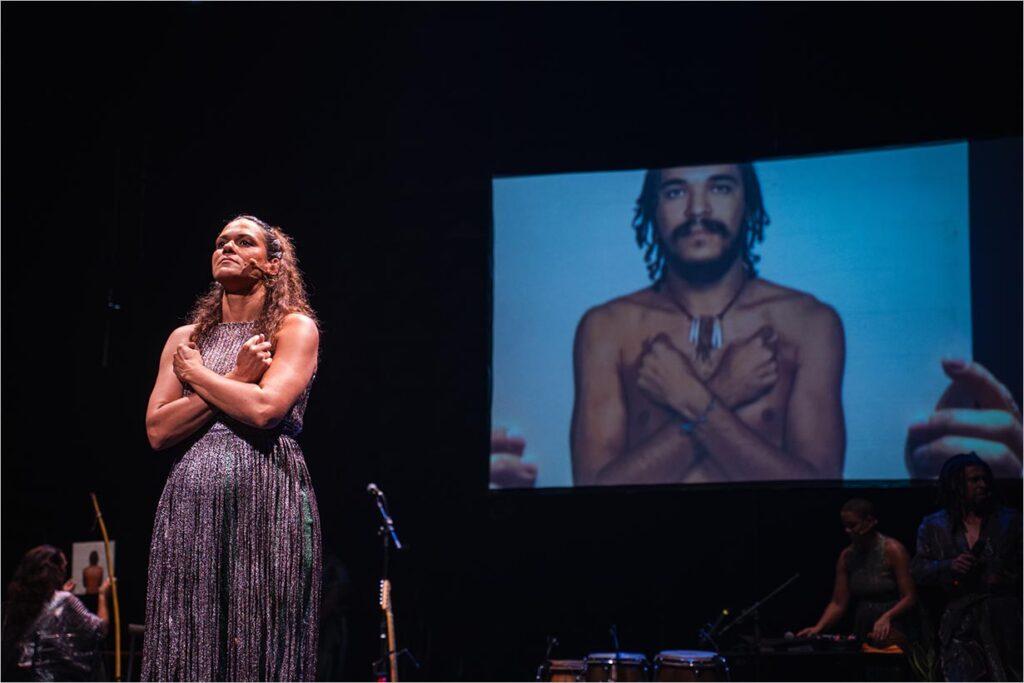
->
[173,342,205,384]
[62,579,75,592]
[869,614,891,642]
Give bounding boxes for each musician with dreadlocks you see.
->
[142,215,322,681]
[571,163,845,485]
[911,452,1022,681]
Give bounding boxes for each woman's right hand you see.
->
[233,334,273,383]
[796,626,821,638]
[98,578,112,596]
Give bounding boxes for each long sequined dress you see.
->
[142,322,322,682]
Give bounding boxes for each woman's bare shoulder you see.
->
[276,313,320,351]
[279,312,319,335]
[165,324,196,346]
[883,536,911,559]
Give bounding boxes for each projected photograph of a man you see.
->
[571,163,845,485]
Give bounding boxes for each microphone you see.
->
[367,483,401,549]
[246,258,278,280]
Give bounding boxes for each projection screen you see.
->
[492,142,974,487]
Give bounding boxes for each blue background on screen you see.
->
[493,142,971,485]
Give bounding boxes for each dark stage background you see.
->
[3,4,1021,681]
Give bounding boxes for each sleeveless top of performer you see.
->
[142,215,322,681]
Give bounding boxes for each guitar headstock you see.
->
[380,579,392,611]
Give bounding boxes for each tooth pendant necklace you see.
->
[670,277,748,363]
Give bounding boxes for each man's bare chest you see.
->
[620,309,796,377]
[618,309,799,443]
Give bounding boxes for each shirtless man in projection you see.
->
[571,163,845,485]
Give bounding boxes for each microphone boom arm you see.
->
[717,573,800,638]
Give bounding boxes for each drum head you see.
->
[655,650,718,665]
[653,650,725,682]
[585,652,648,665]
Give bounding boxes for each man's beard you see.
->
[661,217,746,285]
[967,490,995,516]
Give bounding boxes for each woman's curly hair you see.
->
[188,215,318,349]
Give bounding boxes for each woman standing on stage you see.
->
[142,215,322,681]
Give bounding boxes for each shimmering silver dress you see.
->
[142,322,322,682]
[13,591,106,681]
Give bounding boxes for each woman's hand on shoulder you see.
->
[233,334,273,383]
[242,313,318,429]
[172,341,205,385]
[154,325,196,390]
[258,314,318,385]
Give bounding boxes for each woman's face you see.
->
[56,553,68,579]
[212,218,279,283]
[840,510,877,541]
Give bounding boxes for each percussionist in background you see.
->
[797,498,919,646]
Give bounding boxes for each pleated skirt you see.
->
[142,425,321,682]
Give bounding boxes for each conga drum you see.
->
[583,652,650,682]
[652,650,728,682]
[538,659,586,682]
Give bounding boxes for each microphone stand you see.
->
[716,573,799,682]
[610,625,624,681]
[369,485,403,681]
[535,636,558,681]
[697,608,730,654]
[373,488,402,556]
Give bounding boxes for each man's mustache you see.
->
[670,217,731,241]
